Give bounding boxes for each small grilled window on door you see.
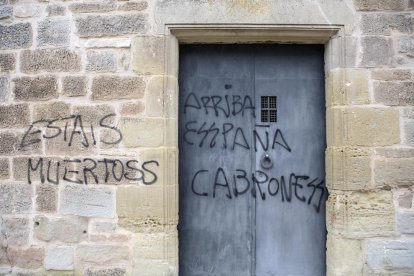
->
[261,96,277,122]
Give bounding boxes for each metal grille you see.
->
[261,96,277,122]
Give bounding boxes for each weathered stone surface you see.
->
[13,76,58,101]
[0,183,32,214]
[394,189,413,208]
[353,0,406,11]
[62,76,87,97]
[72,104,115,125]
[120,102,145,116]
[0,217,29,246]
[0,132,17,155]
[45,246,74,270]
[91,76,145,100]
[374,81,414,106]
[69,2,116,13]
[367,240,414,269]
[133,233,165,259]
[0,76,8,102]
[0,103,29,128]
[360,13,413,35]
[119,118,164,147]
[47,4,66,16]
[327,191,394,238]
[84,38,131,49]
[375,157,414,186]
[326,235,362,275]
[372,69,412,81]
[396,210,414,234]
[14,3,40,18]
[398,35,414,53]
[91,221,117,233]
[21,49,80,73]
[37,18,70,46]
[0,53,15,72]
[0,23,32,49]
[0,158,9,180]
[75,14,147,38]
[117,186,164,232]
[34,215,88,243]
[404,119,414,146]
[76,245,129,266]
[86,51,116,72]
[0,6,12,20]
[60,184,115,218]
[327,107,400,146]
[36,184,57,213]
[83,267,126,276]
[118,1,148,11]
[326,147,372,190]
[132,36,164,75]
[45,132,98,156]
[146,76,163,117]
[7,247,44,269]
[33,102,71,122]
[360,36,393,67]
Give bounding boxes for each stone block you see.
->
[367,240,414,270]
[132,36,165,75]
[360,13,413,35]
[0,53,15,72]
[130,259,172,276]
[353,0,406,10]
[375,156,414,186]
[119,118,164,148]
[0,132,17,155]
[45,246,74,270]
[146,76,164,117]
[326,147,372,190]
[85,38,131,49]
[33,102,71,122]
[360,36,393,67]
[47,4,66,16]
[326,68,370,106]
[0,76,8,102]
[164,76,178,118]
[91,76,145,100]
[76,245,129,266]
[404,119,414,145]
[7,247,44,269]
[90,221,117,233]
[327,191,394,238]
[69,2,116,13]
[139,148,164,186]
[374,81,414,106]
[118,1,148,11]
[86,51,116,72]
[0,6,12,20]
[0,183,32,214]
[72,104,114,126]
[0,158,9,180]
[117,186,164,232]
[120,102,145,116]
[0,103,30,128]
[75,14,147,38]
[398,35,414,53]
[0,23,32,49]
[327,107,400,147]
[0,217,29,246]
[14,3,40,18]
[21,49,81,73]
[36,184,57,213]
[45,132,98,156]
[83,268,126,276]
[59,184,115,218]
[394,189,413,208]
[37,18,70,46]
[326,234,363,275]
[62,76,87,97]
[133,233,165,259]
[34,215,88,243]
[396,210,414,234]
[13,76,58,101]
[372,69,412,81]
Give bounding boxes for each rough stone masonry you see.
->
[0,0,413,275]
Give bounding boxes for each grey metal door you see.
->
[179,44,326,276]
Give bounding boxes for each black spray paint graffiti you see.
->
[21,113,159,185]
[191,168,327,213]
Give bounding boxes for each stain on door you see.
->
[179,44,327,276]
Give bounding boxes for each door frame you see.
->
[161,24,346,273]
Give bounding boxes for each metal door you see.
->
[179,44,326,276]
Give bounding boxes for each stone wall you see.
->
[0,0,413,275]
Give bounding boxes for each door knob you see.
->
[261,154,273,169]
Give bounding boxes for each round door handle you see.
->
[261,154,273,169]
